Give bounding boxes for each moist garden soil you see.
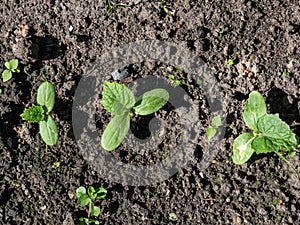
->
[1,0,300,224]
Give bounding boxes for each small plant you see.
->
[219,28,225,40]
[2,59,20,82]
[21,71,58,146]
[168,74,181,86]
[76,186,107,225]
[103,0,128,19]
[282,68,290,76]
[206,115,222,140]
[232,91,299,175]
[100,81,169,151]
[161,0,169,14]
[225,59,234,67]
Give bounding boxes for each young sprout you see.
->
[76,186,107,225]
[100,81,169,151]
[282,68,290,76]
[103,0,128,19]
[2,59,20,82]
[161,0,169,14]
[232,91,299,176]
[225,59,234,67]
[21,70,58,146]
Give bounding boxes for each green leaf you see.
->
[2,70,12,82]
[243,91,266,131]
[133,88,169,115]
[211,115,222,128]
[0,89,2,94]
[77,194,90,207]
[88,186,96,199]
[101,113,130,151]
[9,59,19,70]
[91,205,101,217]
[76,186,87,198]
[232,133,255,164]
[100,81,135,115]
[257,114,298,151]
[95,187,107,199]
[4,62,11,70]
[252,136,276,154]
[37,81,55,113]
[21,105,45,122]
[206,126,217,140]
[39,116,58,146]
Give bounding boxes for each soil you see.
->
[0,0,300,224]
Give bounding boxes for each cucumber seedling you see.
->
[21,71,58,146]
[76,186,107,225]
[232,91,299,176]
[2,59,20,82]
[100,81,169,151]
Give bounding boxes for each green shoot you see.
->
[2,59,20,82]
[103,0,128,19]
[232,91,299,177]
[21,71,58,146]
[100,81,169,151]
[76,186,107,225]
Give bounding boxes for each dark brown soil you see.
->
[0,0,300,224]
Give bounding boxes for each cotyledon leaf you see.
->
[101,113,130,151]
[133,88,169,116]
[232,133,255,165]
[39,116,58,146]
[242,91,266,131]
[37,81,55,113]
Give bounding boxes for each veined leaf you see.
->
[100,81,135,115]
[252,136,276,154]
[21,105,45,123]
[133,88,169,115]
[243,91,266,131]
[257,114,298,151]
[37,81,55,113]
[232,133,255,164]
[101,113,130,151]
[39,116,58,146]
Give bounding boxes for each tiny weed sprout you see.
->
[282,68,290,76]
[232,91,299,176]
[52,161,60,169]
[76,186,107,225]
[161,0,169,14]
[100,81,169,151]
[2,59,20,82]
[206,115,222,140]
[219,28,225,40]
[225,59,234,67]
[103,0,128,19]
[21,72,58,146]
[168,74,181,86]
